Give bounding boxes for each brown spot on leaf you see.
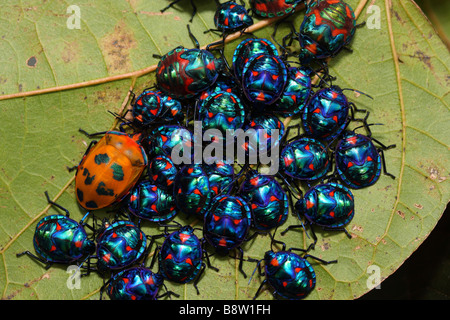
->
[62,41,80,63]
[100,21,137,74]
[409,50,432,70]
[26,56,37,68]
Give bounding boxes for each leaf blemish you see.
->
[26,56,37,68]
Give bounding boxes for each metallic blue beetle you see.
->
[197,90,246,145]
[302,86,367,142]
[156,225,217,295]
[100,266,179,300]
[251,237,337,300]
[240,114,285,162]
[280,136,331,181]
[16,192,95,270]
[130,90,163,126]
[173,164,213,219]
[273,66,313,117]
[232,38,279,82]
[146,125,193,162]
[211,1,253,33]
[334,130,395,189]
[252,248,336,300]
[203,194,253,277]
[95,220,147,272]
[127,180,177,224]
[240,170,289,231]
[242,53,288,107]
[282,182,355,243]
[147,154,179,191]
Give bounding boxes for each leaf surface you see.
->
[0,0,449,300]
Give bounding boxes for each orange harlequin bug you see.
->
[75,130,148,210]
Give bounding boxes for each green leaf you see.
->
[0,0,449,300]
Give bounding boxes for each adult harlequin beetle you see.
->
[334,129,396,189]
[203,194,253,277]
[250,0,304,18]
[273,66,313,117]
[232,38,279,81]
[242,53,288,107]
[282,182,355,244]
[74,130,148,210]
[298,0,357,64]
[240,170,289,231]
[127,180,177,224]
[100,266,179,300]
[173,164,213,219]
[251,236,337,300]
[152,225,217,295]
[280,136,331,181]
[16,192,95,270]
[95,220,147,273]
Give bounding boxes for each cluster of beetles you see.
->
[18,0,396,300]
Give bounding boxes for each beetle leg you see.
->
[44,191,70,217]
[252,278,268,300]
[16,251,52,269]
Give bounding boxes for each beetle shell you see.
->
[156,91,185,122]
[280,137,330,180]
[158,226,203,284]
[96,221,147,271]
[147,155,178,190]
[147,125,193,161]
[302,86,350,141]
[242,54,288,106]
[198,91,246,144]
[156,47,221,99]
[264,250,316,300]
[232,38,279,81]
[214,1,253,32]
[174,164,212,218]
[203,160,235,197]
[131,90,162,126]
[105,267,164,300]
[128,180,177,223]
[203,195,252,254]
[335,131,382,189]
[241,170,289,230]
[75,131,148,210]
[240,114,285,158]
[274,66,312,117]
[32,214,94,264]
[250,0,303,18]
[298,0,356,62]
[295,182,354,228]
